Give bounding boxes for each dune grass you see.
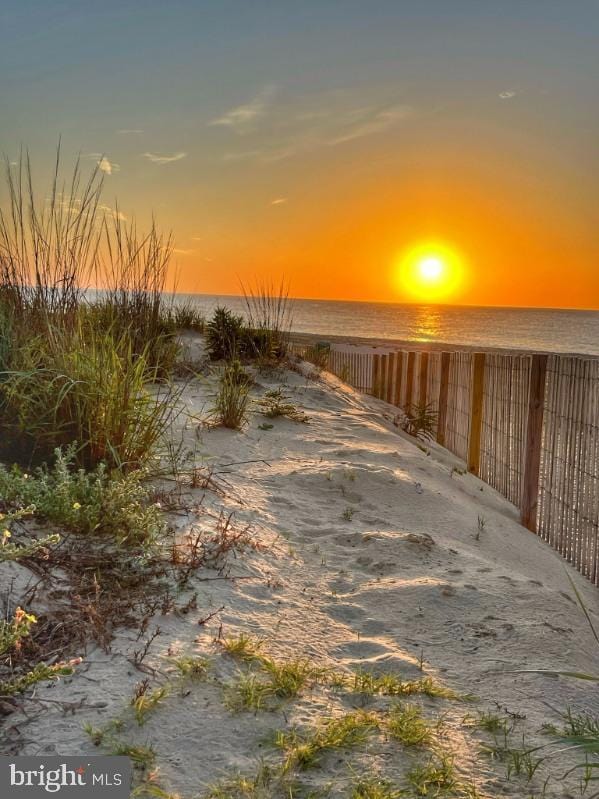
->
[211,363,251,429]
[0,149,184,470]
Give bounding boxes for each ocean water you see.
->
[176,293,599,356]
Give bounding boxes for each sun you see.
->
[418,257,444,281]
[396,242,465,301]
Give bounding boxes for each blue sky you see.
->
[1,1,598,305]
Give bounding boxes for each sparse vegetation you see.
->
[211,363,251,429]
[131,680,170,725]
[407,753,477,797]
[255,388,308,422]
[206,306,246,361]
[0,446,166,546]
[400,402,438,441]
[386,703,433,747]
[275,711,379,772]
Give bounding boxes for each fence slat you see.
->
[437,352,451,447]
[468,353,486,475]
[405,352,416,410]
[521,354,548,532]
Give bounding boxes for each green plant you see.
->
[204,762,285,799]
[260,656,325,699]
[206,306,246,361]
[345,670,459,700]
[1,319,181,469]
[131,681,169,725]
[386,703,433,747]
[220,633,265,662]
[211,364,251,429]
[0,447,166,546]
[400,403,438,441]
[351,776,403,799]
[224,672,274,712]
[242,280,292,361]
[255,388,308,422]
[342,507,355,522]
[275,712,379,772]
[0,659,80,696]
[172,655,210,680]
[303,344,329,371]
[407,753,476,797]
[0,606,37,656]
[167,302,205,332]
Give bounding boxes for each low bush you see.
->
[0,319,181,470]
[211,363,251,429]
[400,402,438,441]
[206,307,246,361]
[0,446,166,546]
[255,388,308,422]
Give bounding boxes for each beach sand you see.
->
[5,348,599,797]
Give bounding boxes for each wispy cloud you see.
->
[98,156,119,175]
[209,85,276,133]
[84,153,120,175]
[98,204,127,222]
[172,247,194,255]
[142,151,187,165]
[117,129,143,134]
[328,104,414,145]
[271,198,287,205]
[499,90,517,100]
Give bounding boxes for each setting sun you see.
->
[397,242,466,302]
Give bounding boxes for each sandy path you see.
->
[8,362,599,798]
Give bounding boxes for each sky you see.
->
[1,0,598,308]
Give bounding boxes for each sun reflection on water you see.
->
[413,305,442,342]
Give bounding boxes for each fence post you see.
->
[436,352,451,446]
[386,353,395,404]
[521,354,548,532]
[394,352,404,406]
[418,352,429,406]
[467,353,486,475]
[405,351,416,410]
[372,353,382,397]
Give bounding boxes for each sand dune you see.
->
[9,357,599,798]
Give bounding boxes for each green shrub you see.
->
[0,447,166,546]
[166,302,205,332]
[401,402,438,441]
[206,307,246,361]
[0,319,181,470]
[242,280,292,360]
[255,388,308,422]
[211,364,251,429]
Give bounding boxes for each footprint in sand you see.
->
[327,603,366,622]
[333,639,391,660]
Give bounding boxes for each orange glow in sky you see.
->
[5,4,597,310]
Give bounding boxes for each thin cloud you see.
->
[142,151,187,165]
[328,104,414,145]
[209,85,276,133]
[83,153,120,174]
[98,156,119,175]
[271,198,287,205]
[117,129,143,134]
[98,204,127,222]
[172,248,194,255]
[499,91,517,100]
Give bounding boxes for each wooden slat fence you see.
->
[290,339,599,585]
